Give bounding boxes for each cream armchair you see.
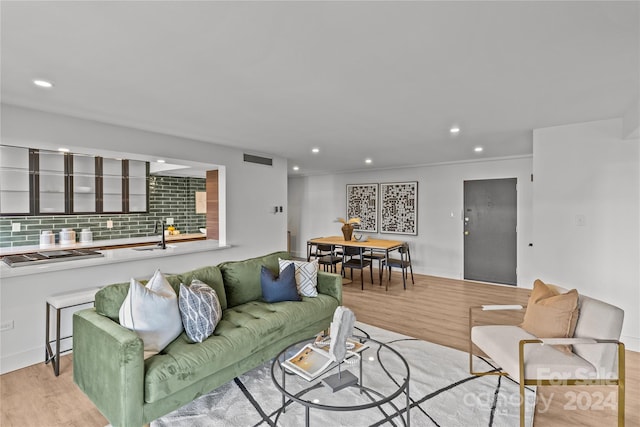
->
[469,287,625,427]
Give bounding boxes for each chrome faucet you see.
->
[153,220,166,249]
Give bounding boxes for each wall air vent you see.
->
[243,153,273,166]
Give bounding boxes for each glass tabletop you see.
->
[271,334,410,413]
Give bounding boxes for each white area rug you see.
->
[152,322,535,426]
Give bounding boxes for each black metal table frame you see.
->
[306,237,405,290]
[270,335,411,427]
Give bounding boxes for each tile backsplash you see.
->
[0,175,206,248]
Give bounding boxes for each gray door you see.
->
[463,178,517,285]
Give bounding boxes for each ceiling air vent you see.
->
[243,153,273,166]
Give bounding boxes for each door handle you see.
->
[464,231,470,236]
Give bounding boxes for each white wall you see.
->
[0,104,289,372]
[533,118,640,350]
[288,156,534,285]
[1,248,254,374]
[1,104,289,258]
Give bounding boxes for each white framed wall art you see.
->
[380,181,418,235]
[346,183,378,232]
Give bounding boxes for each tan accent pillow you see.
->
[521,279,579,353]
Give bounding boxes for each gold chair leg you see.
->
[519,340,526,427]
[618,342,625,427]
[519,380,526,427]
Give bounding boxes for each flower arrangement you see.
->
[336,217,361,225]
[336,217,360,241]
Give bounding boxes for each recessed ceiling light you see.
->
[365,158,372,164]
[311,148,320,154]
[292,166,300,171]
[450,126,460,134]
[157,159,166,163]
[57,148,69,152]
[474,146,483,153]
[33,79,54,88]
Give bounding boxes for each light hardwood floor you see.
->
[1,270,637,426]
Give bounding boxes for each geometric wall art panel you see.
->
[380,181,418,235]
[346,183,378,232]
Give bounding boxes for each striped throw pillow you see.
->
[278,258,318,297]
[178,280,222,343]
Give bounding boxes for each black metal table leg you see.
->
[45,302,51,364]
[54,307,61,376]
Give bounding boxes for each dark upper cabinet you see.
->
[128,160,148,213]
[0,145,148,216]
[102,157,124,213]
[0,145,31,214]
[71,154,98,214]
[36,150,67,214]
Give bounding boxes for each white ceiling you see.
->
[2,1,638,176]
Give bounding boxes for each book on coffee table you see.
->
[312,336,368,355]
[282,338,369,381]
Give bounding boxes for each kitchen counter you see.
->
[0,238,228,278]
[0,233,206,257]
[1,238,255,375]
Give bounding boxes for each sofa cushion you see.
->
[178,265,227,310]
[472,325,596,383]
[143,293,338,403]
[119,270,184,359]
[572,295,624,375]
[261,264,300,303]
[96,274,182,322]
[521,279,579,353]
[179,280,222,343]
[219,251,291,307]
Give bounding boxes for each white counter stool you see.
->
[45,287,101,376]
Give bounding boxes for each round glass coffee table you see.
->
[270,334,410,426]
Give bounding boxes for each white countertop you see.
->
[0,234,205,257]
[0,239,230,278]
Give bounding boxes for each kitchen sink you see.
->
[2,249,104,267]
[132,244,176,251]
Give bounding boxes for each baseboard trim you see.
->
[1,344,72,375]
[1,346,45,374]
[621,334,640,352]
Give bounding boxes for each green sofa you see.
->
[73,251,342,427]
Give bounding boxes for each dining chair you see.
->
[306,238,329,261]
[341,246,373,290]
[362,249,386,285]
[382,242,414,290]
[316,244,342,273]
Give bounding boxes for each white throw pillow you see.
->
[119,269,183,359]
[278,258,318,297]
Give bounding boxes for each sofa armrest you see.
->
[539,338,597,345]
[469,304,526,330]
[481,304,524,311]
[317,271,342,305]
[468,305,527,366]
[518,338,626,382]
[73,308,145,427]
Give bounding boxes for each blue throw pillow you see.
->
[261,263,301,303]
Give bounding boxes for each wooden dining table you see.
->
[306,236,404,289]
[307,236,404,252]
